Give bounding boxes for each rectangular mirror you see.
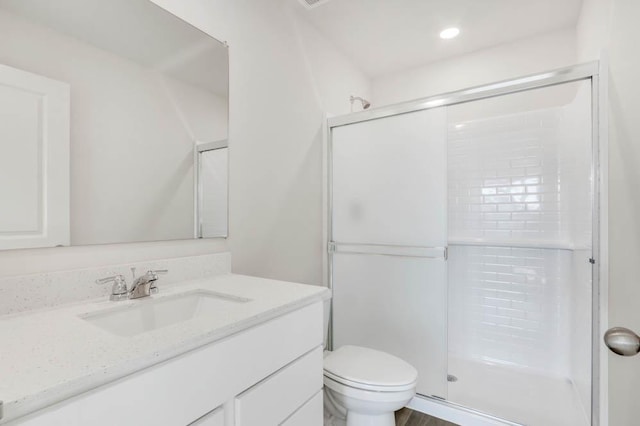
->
[0,0,229,250]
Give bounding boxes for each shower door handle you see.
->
[604,327,640,356]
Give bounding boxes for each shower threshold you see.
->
[446,357,589,426]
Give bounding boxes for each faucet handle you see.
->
[146,270,167,295]
[96,275,125,285]
[146,269,168,280]
[96,275,128,301]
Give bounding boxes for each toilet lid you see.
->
[323,346,418,390]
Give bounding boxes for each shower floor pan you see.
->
[447,357,589,426]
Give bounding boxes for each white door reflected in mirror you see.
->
[0,64,69,250]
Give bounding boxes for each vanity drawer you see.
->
[188,407,224,426]
[281,391,323,426]
[235,346,323,426]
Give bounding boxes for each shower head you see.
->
[350,95,371,110]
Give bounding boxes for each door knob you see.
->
[604,327,640,356]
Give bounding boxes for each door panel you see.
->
[331,107,448,398]
[0,64,69,250]
[608,1,640,424]
[332,108,447,246]
[333,253,448,398]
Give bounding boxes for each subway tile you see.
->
[497,307,527,320]
[526,203,542,211]
[511,194,541,203]
[511,212,541,221]
[496,168,526,178]
[484,296,513,308]
[484,195,512,204]
[483,263,514,273]
[483,212,512,221]
[498,203,526,212]
[498,221,526,230]
[479,204,498,212]
[497,186,526,194]
[511,158,541,168]
[497,272,526,284]
[481,187,497,195]
[484,230,512,238]
[483,178,512,187]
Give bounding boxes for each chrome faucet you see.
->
[129,268,167,299]
[96,268,168,301]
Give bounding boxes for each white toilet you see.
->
[323,345,418,426]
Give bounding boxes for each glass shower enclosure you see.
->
[327,64,599,426]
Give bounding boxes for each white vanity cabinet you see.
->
[9,302,324,426]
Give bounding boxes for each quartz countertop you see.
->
[0,274,330,423]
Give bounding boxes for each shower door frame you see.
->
[194,139,229,239]
[325,61,606,426]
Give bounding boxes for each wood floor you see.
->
[395,408,459,426]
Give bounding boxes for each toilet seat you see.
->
[324,375,416,403]
[323,345,418,392]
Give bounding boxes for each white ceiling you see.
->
[295,0,583,77]
[0,0,228,97]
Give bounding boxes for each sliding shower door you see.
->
[446,80,593,426]
[329,67,597,426]
[330,108,448,398]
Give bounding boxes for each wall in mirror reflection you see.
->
[0,0,229,249]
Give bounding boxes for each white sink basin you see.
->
[80,290,251,337]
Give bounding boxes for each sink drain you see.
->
[447,374,458,382]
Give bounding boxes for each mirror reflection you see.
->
[196,141,228,239]
[0,0,229,250]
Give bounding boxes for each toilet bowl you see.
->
[323,345,418,426]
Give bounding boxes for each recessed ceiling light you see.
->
[440,27,460,40]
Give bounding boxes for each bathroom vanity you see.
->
[0,273,329,426]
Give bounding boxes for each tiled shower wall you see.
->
[447,87,592,383]
[448,245,571,376]
[448,109,567,245]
